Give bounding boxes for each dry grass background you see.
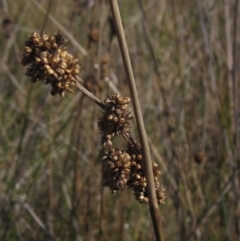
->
[0,0,240,240]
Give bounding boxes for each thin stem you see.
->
[232,0,240,163]
[137,0,169,109]
[75,78,105,109]
[109,1,164,241]
[187,166,240,239]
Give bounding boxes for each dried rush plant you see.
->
[21,30,165,239]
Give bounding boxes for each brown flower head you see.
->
[88,28,100,43]
[21,31,80,97]
[102,148,131,193]
[98,94,133,146]
[127,141,165,204]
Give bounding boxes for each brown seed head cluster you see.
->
[98,94,133,146]
[102,148,131,193]
[88,28,100,43]
[98,95,165,204]
[99,95,165,205]
[127,142,165,204]
[21,31,80,97]
[102,143,165,204]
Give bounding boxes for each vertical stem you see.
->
[232,0,240,162]
[109,1,164,240]
[224,0,234,137]
[98,185,104,241]
[232,0,240,237]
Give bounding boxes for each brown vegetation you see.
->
[0,0,240,240]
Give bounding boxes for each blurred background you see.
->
[0,0,240,240]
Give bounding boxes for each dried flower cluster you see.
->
[21,31,80,97]
[98,94,133,146]
[102,148,131,193]
[21,31,165,205]
[102,145,165,204]
[99,94,165,204]
[88,28,100,43]
[126,142,165,204]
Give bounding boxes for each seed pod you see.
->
[21,31,80,96]
[102,148,132,193]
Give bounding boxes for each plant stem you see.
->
[75,78,105,109]
[109,1,164,240]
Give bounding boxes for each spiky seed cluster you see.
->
[21,31,80,97]
[98,94,133,146]
[127,143,165,204]
[102,148,131,193]
[98,94,165,204]
[101,140,165,204]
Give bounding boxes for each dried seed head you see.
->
[21,31,80,96]
[88,28,100,43]
[102,148,132,193]
[155,183,166,204]
[98,94,133,147]
[126,141,165,204]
